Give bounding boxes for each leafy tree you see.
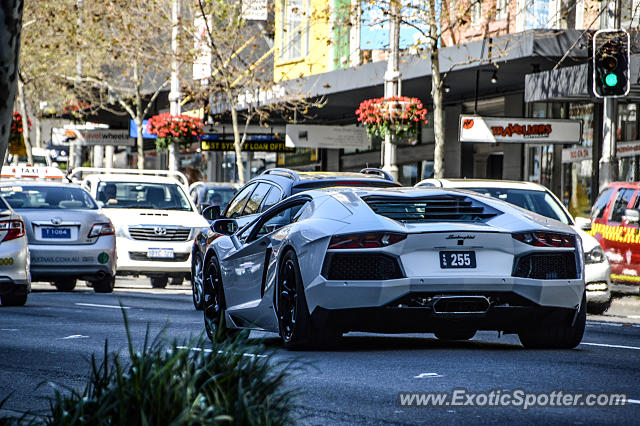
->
[0,0,24,168]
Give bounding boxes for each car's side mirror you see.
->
[574,216,592,231]
[202,205,221,221]
[197,203,210,214]
[212,218,237,236]
[623,208,640,224]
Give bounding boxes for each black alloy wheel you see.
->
[192,251,205,310]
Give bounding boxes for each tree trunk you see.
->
[230,105,245,185]
[428,0,445,179]
[0,0,24,168]
[17,78,33,164]
[136,117,145,169]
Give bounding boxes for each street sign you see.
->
[200,133,294,153]
[285,124,370,149]
[459,115,582,144]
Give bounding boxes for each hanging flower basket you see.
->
[146,113,204,151]
[355,96,428,142]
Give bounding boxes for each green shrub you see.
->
[42,314,296,425]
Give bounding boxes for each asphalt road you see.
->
[1,277,640,424]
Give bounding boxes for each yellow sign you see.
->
[8,135,26,156]
[589,222,640,245]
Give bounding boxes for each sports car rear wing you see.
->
[67,167,189,187]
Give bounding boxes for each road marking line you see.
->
[75,303,130,309]
[587,321,640,328]
[1,329,18,331]
[414,372,442,378]
[581,342,640,351]
[61,335,89,340]
[176,345,268,359]
[628,399,640,405]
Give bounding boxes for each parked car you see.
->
[189,182,239,213]
[0,180,116,292]
[70,168,209,289]
[588,181,640,295]
[190,167,400,310]
[202,186,585,349]
[417,178,611,314]
[0,195,30,306]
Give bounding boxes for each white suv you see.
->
[72,168,209,288]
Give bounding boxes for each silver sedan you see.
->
[0,196,30,306]
[0,182,116,292]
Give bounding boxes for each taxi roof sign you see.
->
[1,166,66,181]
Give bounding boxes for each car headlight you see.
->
[585,245,605,264]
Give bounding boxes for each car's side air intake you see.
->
[363,195,501,222]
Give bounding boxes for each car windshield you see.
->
[203,187,236,209]
[0,185,97,210]
[97,181,192,211]
[465,187,572,225]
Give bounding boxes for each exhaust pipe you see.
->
[433,296,490,314]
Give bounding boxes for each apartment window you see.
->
[495,0,508,20]
[471,2,482,25]
[280,0,308,60]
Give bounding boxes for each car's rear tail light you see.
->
[0,219,25,242]
[89,222,115,238]
[328,232,406,249]
[512,231,575,248]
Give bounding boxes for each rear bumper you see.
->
[0,277,30,296]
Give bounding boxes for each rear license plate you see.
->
[41,227,71,239]
[147,248,174,259]
[439,251,476,268]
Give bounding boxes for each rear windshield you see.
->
[465,187,571,225]
[97,181,192,211]
[292,180,400,194]
[203,187,236,209]
[0,185,97,210]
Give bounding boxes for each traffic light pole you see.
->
[598,0,621,190]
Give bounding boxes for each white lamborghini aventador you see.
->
[202,186,586,349]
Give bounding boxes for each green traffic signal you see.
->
[605,73,618,87]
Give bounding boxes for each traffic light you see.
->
[593,29,630,98]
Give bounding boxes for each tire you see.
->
[587,300,611,315]
[434,329,476,341]
[192,251,205,310]
[203,256,238,341]
[150,276,169,289]
[1,294,27,306]
[276,250,339,350]
[54,278,76,292]
[170,276,184,286]
[518,293,587,349]
[92,276,115,293]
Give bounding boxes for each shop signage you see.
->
[200,133,294,153]
[616,141,640,158]
[459,115,582,144]
[129,119,156,139]
[52,128,134,146]
[561,141,640,163]
[562,147,591,163]
[285,124,370,149]
[241,0,268,21]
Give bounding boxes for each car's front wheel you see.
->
[92,275,115,293]
[518,293,586,349]
[276,250,339,349]
[1,294,27,306]
[203,257,237,341]
[192,251,204,310]
[150,276,168,289]
[53,278,76,292]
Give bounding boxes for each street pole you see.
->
[382,0,401,181]
[168,0,181,172]
[599,0,621,189]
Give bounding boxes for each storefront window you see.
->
[617,103,638,181]
[565,103,595,218]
